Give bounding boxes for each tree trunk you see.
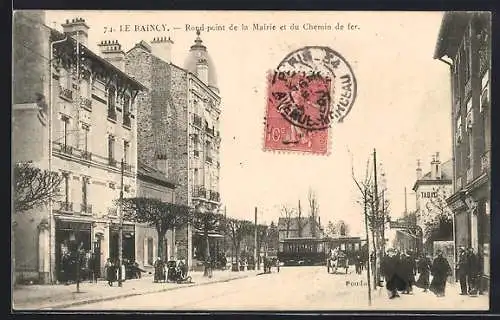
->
[203,229,210,277]
[157,231,166,261]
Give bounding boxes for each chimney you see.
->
[61,17,89,46]
[416,159,422,180]
[433,152,442,179]
[150,36,174,63]
[97,40,125,70]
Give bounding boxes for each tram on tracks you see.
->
[277,237,327,266]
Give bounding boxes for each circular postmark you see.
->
[274,46,357,128]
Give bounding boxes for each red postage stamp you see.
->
[263,71,332,155]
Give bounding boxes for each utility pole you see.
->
[118,159,124,287]
[364,188,372,306]
[254,207,258,271]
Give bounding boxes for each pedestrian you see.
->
[398,251,413,294]
[467,247,479,296]
[381,248,404,299]
[429,250,452,297]
[105,258,115,286]
[456,247,469,295]
[415,253,432,292]
[276,258,280,273]
[153,257,165,282]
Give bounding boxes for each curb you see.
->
[19,273,256,310]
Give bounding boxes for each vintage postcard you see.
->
[12,10,491,312]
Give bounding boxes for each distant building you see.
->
[412,153,453,253]
[434,11,491,291]
[278,216,324,242]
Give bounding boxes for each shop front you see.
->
[54,219,92,283]
[109,223,136,263]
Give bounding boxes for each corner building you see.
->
[122,32,222,270]
[434,12,491,291]
[12,12,146,283]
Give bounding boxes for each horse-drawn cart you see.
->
[327,250,349,274]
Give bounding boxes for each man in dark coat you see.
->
[467,247,480,296]
[381,249,405,299]
[456,247,469,295]
[399,251,415,294]
[430,250,452,297]
[415,254,432,292]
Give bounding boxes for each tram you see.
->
[277,237,327,266]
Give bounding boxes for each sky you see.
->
[43,11,452,237]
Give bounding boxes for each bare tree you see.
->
[225,218,253,268]
[308,188,319,237]
[420,186,453,243]
[280,205,295,238]
[297,199,303,237]
[14,162,64,213]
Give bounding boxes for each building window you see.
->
[205,141,212,163]
[81,176,91,213]
[61,116,70,146]
[123,140,129,164]
[147,237,154,265]
[63,173,70,203]
[194,168,199,186]
[123,95,131,128]
[107,87,117,120]
[108,136,116,166]
[81,124,89,152]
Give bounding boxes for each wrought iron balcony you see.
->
[61,144,73,155]
[193,114,202,127]
[81,150,92,161]
[193,185,207,199]
[481,151,490,173]
[209,190,220,202]
[123,113,131,128]
[81,203,93,214]
[58,201,73,212]
[59,87,73,101]
[80,97,92,110]
[108,157,117,167]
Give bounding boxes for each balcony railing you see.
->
[59,87,73,101]
[123,163,133,172]
[108,107,117,121]
[109,158,117,167]
[481,151,490,173]
[193,185,207,199]
[123,113,131,128]
[81,203,93,214]
[81,150,92,161]
[206,156,212,164]
[205,127,215,136]
[193,150,199,157]
[80,97,92,110]
[58,201,74,212]
[193,114,202,127]
[209,190,220,202]
[466,168,473,183]
[61,144,73,155]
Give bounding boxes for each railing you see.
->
[206,156,212,164]
[81,203,93,214]
[80,97,92,110]
[58,201,74,212]
[108,107,117,121]
[193,114,202,127]
[193,150,199,157]
[81,150,92,161]
[123,113,131,128]
[193,185,207,199]
[481,151,490,173]
[61,144,73,155]
[466,168,473,183]
[59,87,73,101]
[109,158,117,167]
[124,163,133,172]
[205,126,215,136]
[209,190,220,202]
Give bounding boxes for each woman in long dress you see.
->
[415,254,432,292]
[429,251,452,297]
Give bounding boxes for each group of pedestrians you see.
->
[457,246,482,296]
[381,248,453,299]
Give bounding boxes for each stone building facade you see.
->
[12,12,145,283]
[434,11,491,291]
[116,31,222,270]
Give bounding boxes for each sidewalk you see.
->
[368,282,489,311]
[13,270,257,310]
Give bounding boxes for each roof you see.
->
[433,12,473,59]
[183,31,218,90]
[413,159,453,191]
[50,29,147,92]
[137,161,177,189]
